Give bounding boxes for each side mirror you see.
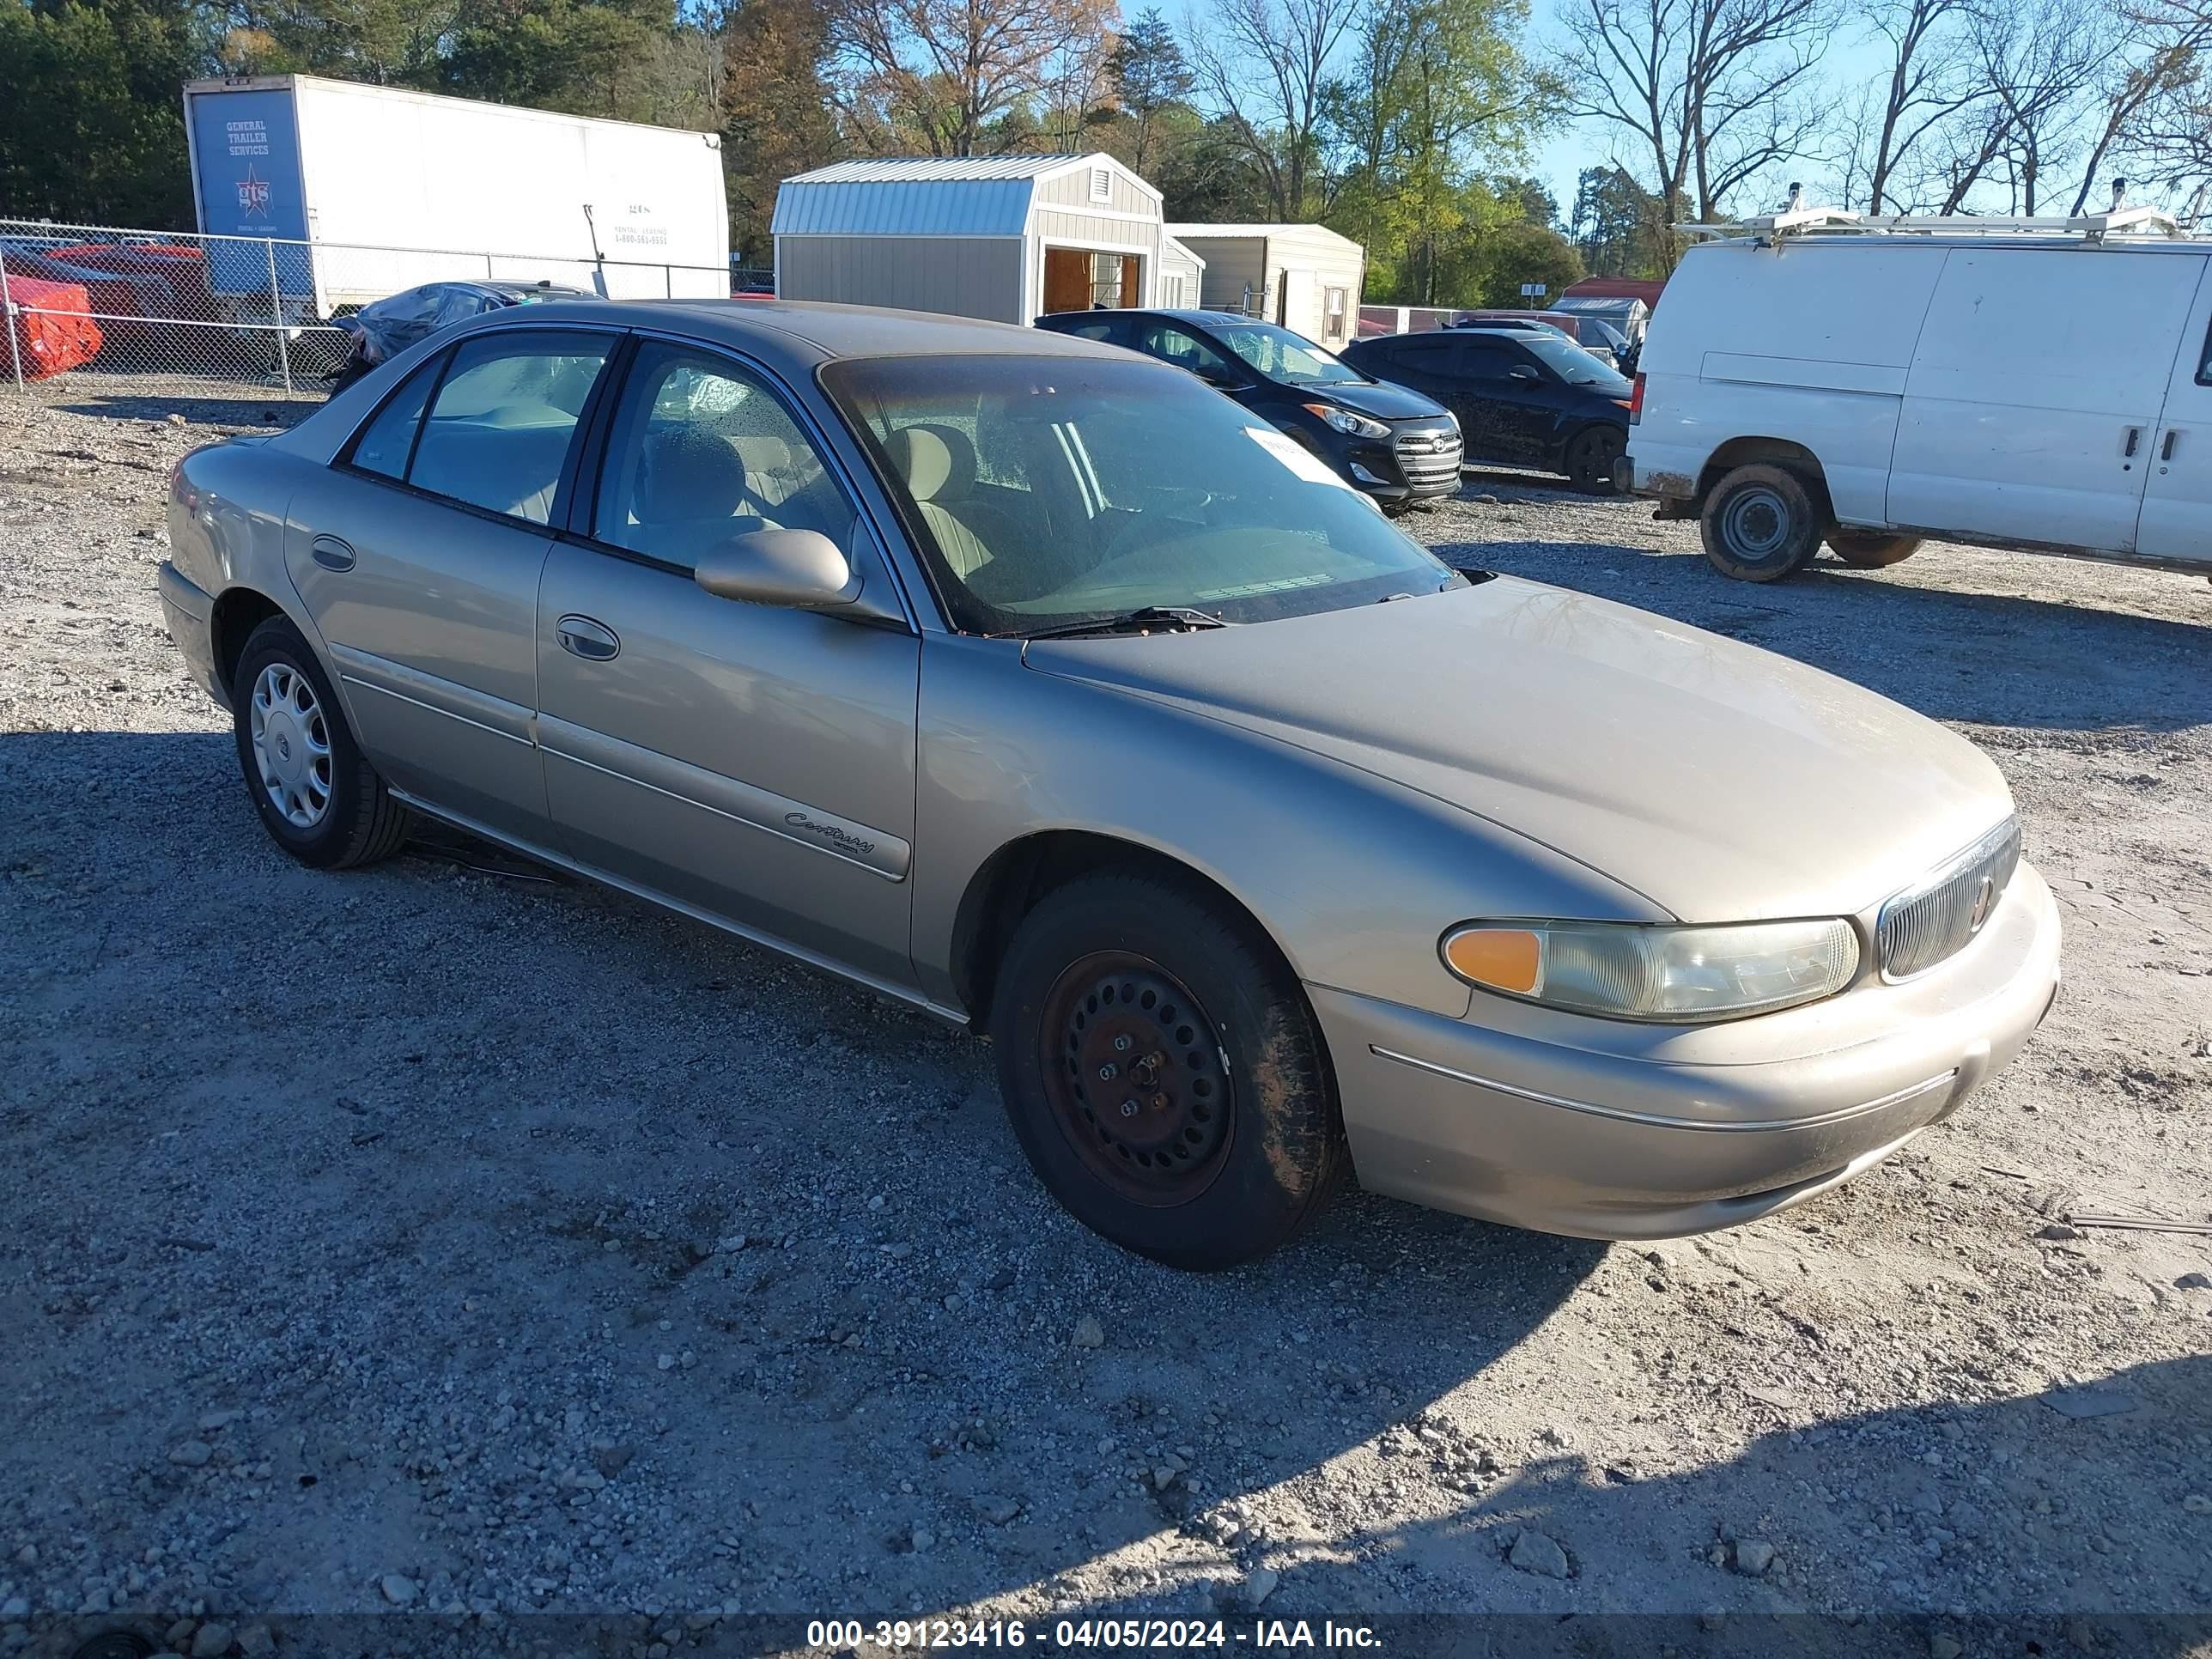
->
[695,527,860,610]
[1508,364,1541,385]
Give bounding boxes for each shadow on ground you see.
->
[1428,538,2212,732]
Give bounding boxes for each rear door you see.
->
[1891,248,2201,552]
[533,336,922,986]
[283,326,618,844]
[2133,254,2212,566]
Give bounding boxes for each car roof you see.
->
[476,296,1130,380]
[1060,307,1275,329]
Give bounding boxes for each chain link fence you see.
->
[0,216,733,404]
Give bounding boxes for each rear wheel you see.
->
[231,616,410,869]
[988,872,1348,1270]
[1825,529,1922,568]
[1699,464,1822,581]
[1565,425,1626,493]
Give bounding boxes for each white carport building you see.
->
[771,155,1167,325]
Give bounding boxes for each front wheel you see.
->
[231,616,411,868]
[988,872,1349,1270]
[1826,529,1922,568]
[1565,425,1626,493]
[1699,464,1823,581]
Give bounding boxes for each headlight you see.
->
[1441,918,1861,1023]
[1303,403,1391,440]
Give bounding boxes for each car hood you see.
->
[1310,379,1449,422]
[1023,579,2013,923]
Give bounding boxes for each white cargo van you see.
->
[1626,204,2212,581]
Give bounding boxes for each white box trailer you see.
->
[183,76,730,319]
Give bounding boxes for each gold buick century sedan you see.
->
[157,299,2062,1269]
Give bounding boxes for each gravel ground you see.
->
[3,385,2210,1658]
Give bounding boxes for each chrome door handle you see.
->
[556,615,619,661]
[309,534,356,572]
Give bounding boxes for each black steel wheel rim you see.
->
[1038,951,1235,1207]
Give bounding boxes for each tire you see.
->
[231,616,410,869]
[988,871,1349,1270]
[1565,425,1626,493]
[1825,529,1922,568]
[1699,464,1823,581]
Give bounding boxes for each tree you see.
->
[1841,0,1981,212]
[1569,163,1662,272]
[1557,0,1832,264]
[827,0,1116,156]
[1188,0,1364,216]
[722,0,839,259]
[1106,9,1194,174]
[0,0,211,225]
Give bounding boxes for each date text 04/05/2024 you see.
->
[805,1619,1383,1650]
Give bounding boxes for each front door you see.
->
[1890,248,2200,553]
[2135,259,2212,566]
[534,337,921,985]
[1446,334,1553,465]
[283,327,618,844]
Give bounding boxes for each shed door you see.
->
[1043,247,1093,313]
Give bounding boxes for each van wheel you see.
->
[1565,426,1625,493]
[1700,465,1822,581]
[988,871,1348,1271]
[1826,530,1922,568]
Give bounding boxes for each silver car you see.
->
[157,300,2062,1269]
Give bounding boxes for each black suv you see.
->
[1339,325,1633,492]
[1035,308,1462,514]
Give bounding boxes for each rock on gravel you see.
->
[378,1574,417,1606]
[1508,1529,1572,1579]
[1731,1540,1777,1577]
[1072,1314,1105,1349]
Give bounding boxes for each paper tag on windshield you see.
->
[1244,426,1353,490]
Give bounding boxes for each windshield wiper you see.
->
[1018,605,1234,641]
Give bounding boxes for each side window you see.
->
[593,342,855,568]
[2198,318,2212,386]
[1057,318,1122,344]
[1136,324,1231,378]
[348,356,441,480]
[1454,338,1516,381]
[404,331,613,525]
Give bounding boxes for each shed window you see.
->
[1090,167,1112,203]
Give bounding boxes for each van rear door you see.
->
[1890,248,2201,552]
[2133,256,2212,566]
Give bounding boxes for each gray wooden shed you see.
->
[771,154,1166,325]
[1164,223,1366,348]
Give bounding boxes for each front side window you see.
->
[1511,331,1632,389]
[593,342,854,568]
[1134,323,1232,378]
[1210,321,1364,386]
[825,354,1458,635]
[402,331,613,524]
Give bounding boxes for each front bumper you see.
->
[1312,861,2063,1240]
[1342,422,1464,504]
[156,560,223,705]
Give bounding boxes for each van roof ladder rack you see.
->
[1677,203,2189,244]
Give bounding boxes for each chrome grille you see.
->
[1395,428,1463,488]
[1877,817,2021,979]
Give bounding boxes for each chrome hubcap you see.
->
[249,663,332,829]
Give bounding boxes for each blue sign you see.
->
[189,88,314,301]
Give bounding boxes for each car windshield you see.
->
[1517,331,1632,390]
[1208,321,1366,386]
[823,354,1460,635]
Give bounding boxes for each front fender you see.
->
[909,635,1662,1020]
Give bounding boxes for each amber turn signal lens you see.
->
[1442,927,1541,994]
